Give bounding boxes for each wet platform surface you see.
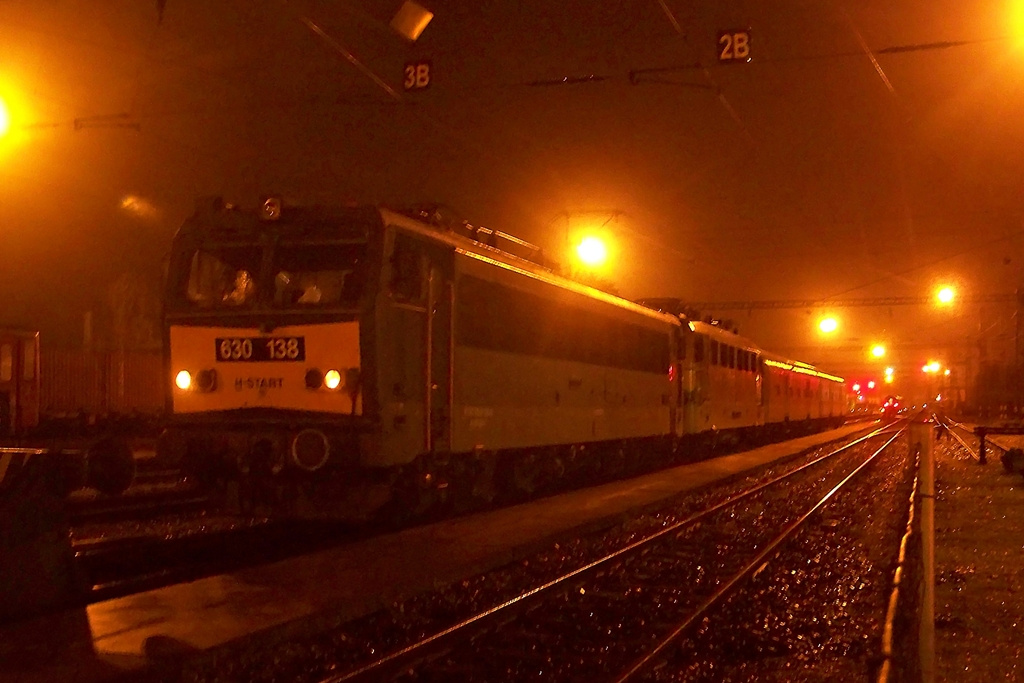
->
[0,424,870,683]
[934,427,1024,680]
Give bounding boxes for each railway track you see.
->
[938,416,1012,463]
[75,518,355,603]
[289,423,912,682]
[68,489,214,526]
[67,424,883,610]
[67,464,220,525]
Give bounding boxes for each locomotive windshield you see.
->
[179,241,367,310]
[271,243,365,307]
[186,246,262,308]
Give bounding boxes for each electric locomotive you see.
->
[158,198,682,516]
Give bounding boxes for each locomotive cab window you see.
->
[185,246,262,308]
[390,234,426,304]
[709,339,719,366]
[272,243,366,307]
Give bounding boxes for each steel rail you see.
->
[876,456,920,682]
[324,424,895,683]
[68,491,213,525]
[940,419,1008,462]
[615,427,906,682]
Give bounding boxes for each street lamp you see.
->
[871,344,886,358]
[936,286,955,306]
[818,316,838,334]
[575,236,608,269]
[0,97,9,137]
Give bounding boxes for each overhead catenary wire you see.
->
[18,19,1007,132]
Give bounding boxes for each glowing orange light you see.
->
[121,195,158,218]
[871,344,886,358]
[818,317,838,334]
[576,236,607,267]
[1012,2,1024,48]
[0,98,9,138]
[936,286,955,305]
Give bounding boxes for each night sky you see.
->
[1,1,1022,387]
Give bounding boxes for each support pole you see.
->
[910,418,935,682]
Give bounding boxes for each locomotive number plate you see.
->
[215,336,306,362]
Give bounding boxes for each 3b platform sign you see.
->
[404,60,432,90]
[717,29,751,63]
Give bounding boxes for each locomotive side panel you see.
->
[450,252,675,452]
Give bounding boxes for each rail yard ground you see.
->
[935,432,1024,681]
[4,420,1024,682]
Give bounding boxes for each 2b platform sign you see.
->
[404,60,432,90]
[717,29,751,63]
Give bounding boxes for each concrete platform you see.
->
[934,432,1024,680]
[0,423,871,683]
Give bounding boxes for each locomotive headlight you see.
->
[175,370,192,390]
[324,369,342,390]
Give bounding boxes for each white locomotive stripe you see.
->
[0,454,12,485]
